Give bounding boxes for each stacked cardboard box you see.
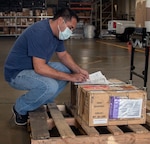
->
[47,8,53,16]
[135,0,150,32]
[77,83,147,126]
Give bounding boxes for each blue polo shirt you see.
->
[4,19,65,82]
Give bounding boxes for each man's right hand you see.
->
[70,73,88,83]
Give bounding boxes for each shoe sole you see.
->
[12,107,27,126]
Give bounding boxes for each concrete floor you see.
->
[0,37,150,144]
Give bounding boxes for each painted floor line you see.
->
[96,40,145,53]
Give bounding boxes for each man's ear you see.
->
[57,17,64,25]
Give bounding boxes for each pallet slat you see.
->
[107,125,124,135]
[29,101,150,144]
[47,103,75,138]
[76,115,99,136]
[128,124,149,133]
[29,106,50,140]
[31,133,150,144]
[47,118,78,130]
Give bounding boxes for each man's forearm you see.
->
[59,52,81,74]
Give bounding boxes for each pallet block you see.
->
[28,101,150,144]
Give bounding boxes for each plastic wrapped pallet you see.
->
[84,24,95,38]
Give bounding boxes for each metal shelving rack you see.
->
[92,0,113,37]
[69,0,93,24]
[0,15,53,37]
[69,0,93,38]
[0,0,54,37]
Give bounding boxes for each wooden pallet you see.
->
[28,101,150,144]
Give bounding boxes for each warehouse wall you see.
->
[116,0,135,20]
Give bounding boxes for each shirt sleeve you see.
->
[27,27,49,60]
[55,40,66,52]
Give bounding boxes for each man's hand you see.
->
[70,73,88,83]
[79,68,89,79]
[70,68,89,83]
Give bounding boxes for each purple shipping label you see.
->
[112,97,120,118]
[109,97,114,119]
[109,96,120,119]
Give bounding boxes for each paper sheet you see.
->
[75,71,110,85]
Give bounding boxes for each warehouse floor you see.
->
[0,37,150,144]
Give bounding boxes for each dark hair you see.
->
[53,8,79,22]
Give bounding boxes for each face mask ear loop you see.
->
[58,24,61,31]
[63,19,66,25]
[58,20,66,32]
[58,24,65,40]
[63,19,69,29]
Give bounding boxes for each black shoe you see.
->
[12,106,28,126]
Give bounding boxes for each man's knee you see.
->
[42,80,59,96]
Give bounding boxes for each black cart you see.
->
[129,28,150,90]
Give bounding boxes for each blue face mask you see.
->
[58,21,72,40]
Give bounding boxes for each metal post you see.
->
[111,0,113,20]
[144,45,149,88]
[130,45,135,82]
[99,0,102,38]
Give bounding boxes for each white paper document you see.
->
[75,71,110,85]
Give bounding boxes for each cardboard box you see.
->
[135,0,146,27]
[135,0,150,31]
[71,79,126,107]
[77,85,147,126]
